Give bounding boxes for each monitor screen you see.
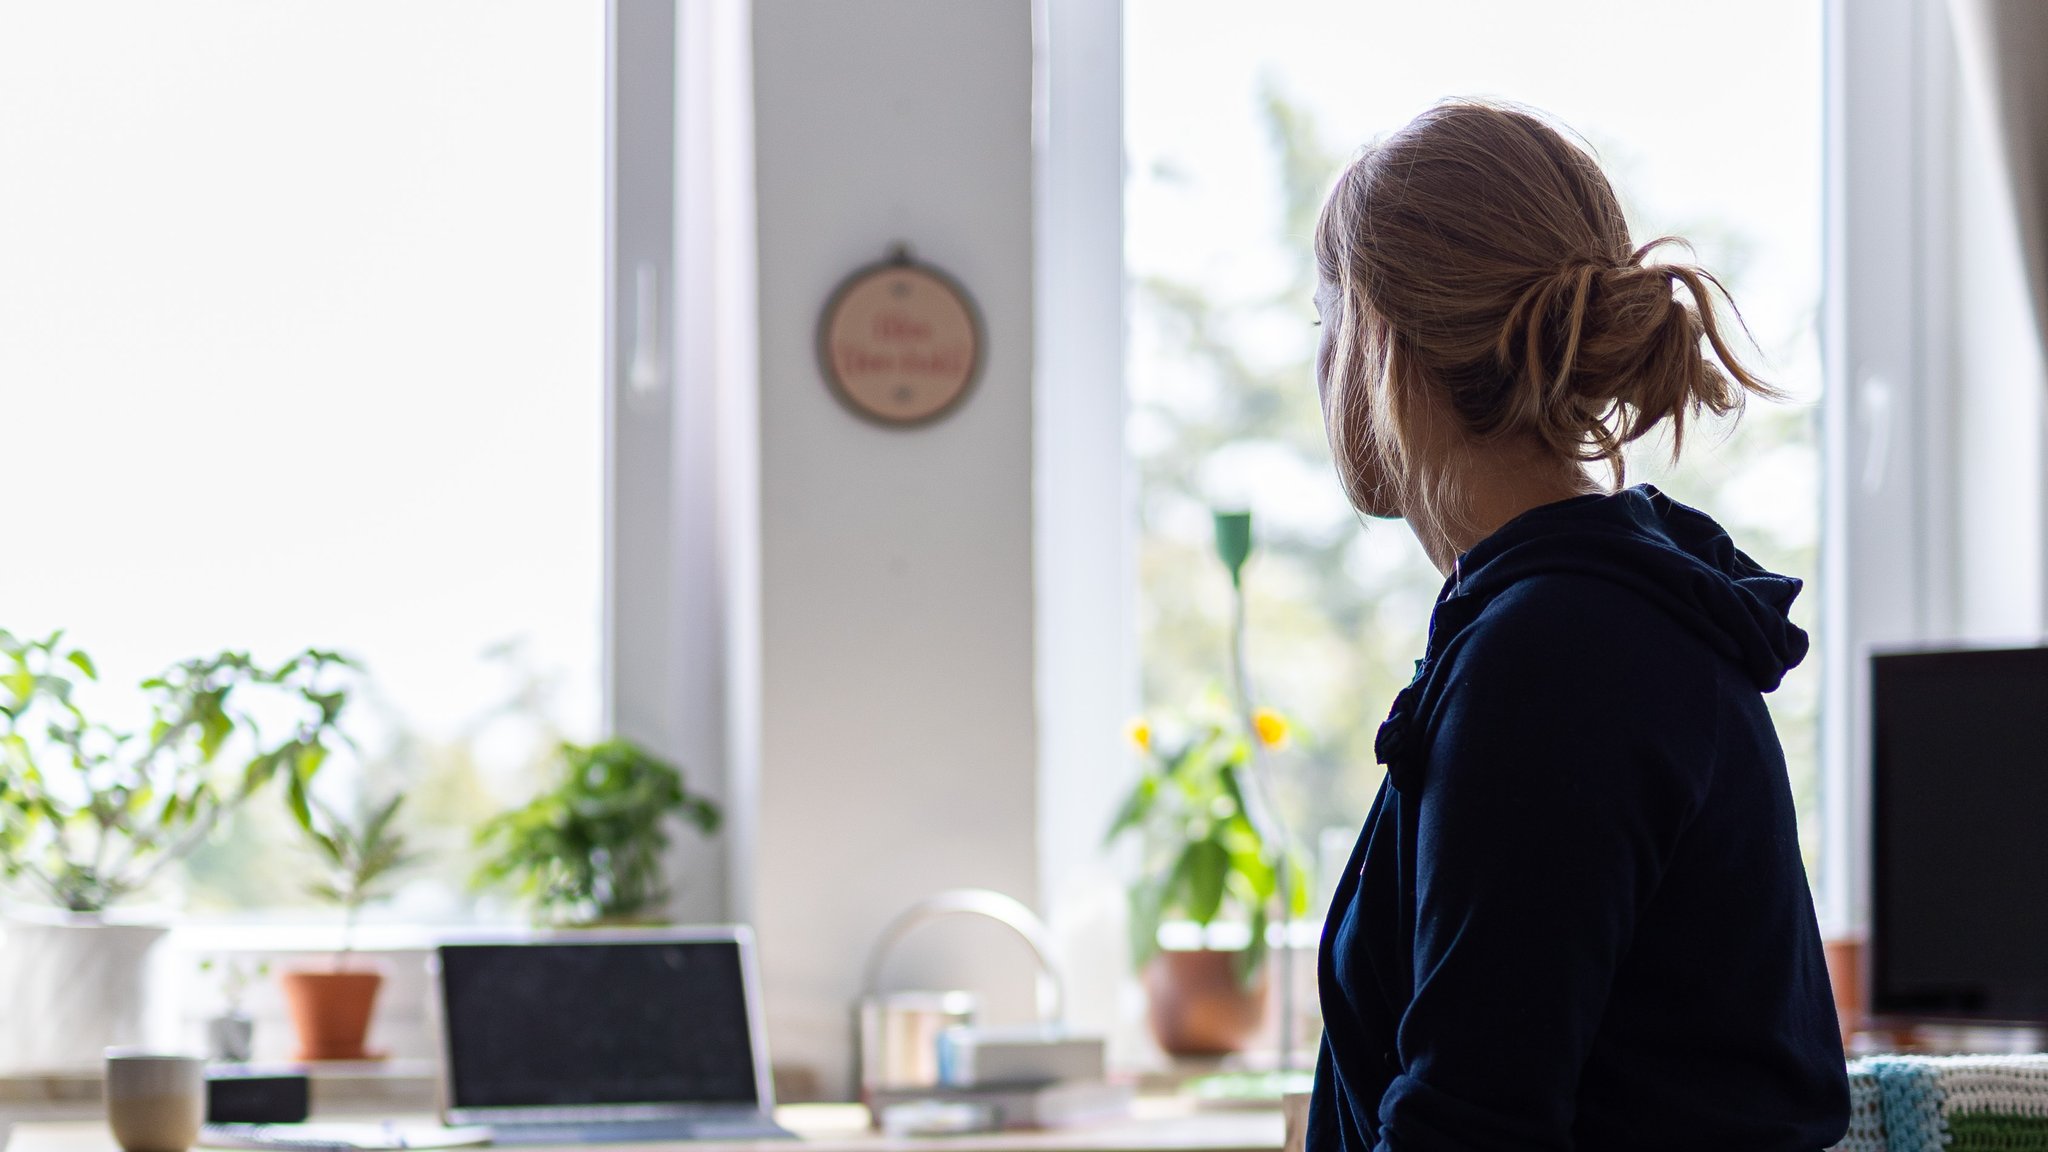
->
[1873,647,2048,1023]
[439,938,759,1109]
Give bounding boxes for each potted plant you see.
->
[1107,510,1307,1057]
[198,955,270,1062]
[0,630,353,1071]
[280,792,418,1060]
[1107,706,1303,1056]
[473,739,719,925]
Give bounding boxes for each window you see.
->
[0,3,607,917]
[1126,0,1826,900]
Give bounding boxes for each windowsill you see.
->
[165,920,533,955]
[1155,921,1322,952]
[0,1061,439,1110]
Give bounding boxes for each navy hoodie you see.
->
[1308,486,1849,1152]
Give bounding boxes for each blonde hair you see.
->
[1313,100,1775,536]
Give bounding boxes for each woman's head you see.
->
[1312,100,1773,537]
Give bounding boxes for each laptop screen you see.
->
[440,939,759,1110]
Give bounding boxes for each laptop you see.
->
[435,928,795,1144]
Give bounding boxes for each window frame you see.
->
[1819,0,1963,938]
[1033,0,1139,1039]
[606,0,756,925]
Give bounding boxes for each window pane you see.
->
[1127,0,1824,898]
[0,2,605,917]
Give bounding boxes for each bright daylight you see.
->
[3,2,2047,1151]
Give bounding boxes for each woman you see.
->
[1306,102,1849,1150]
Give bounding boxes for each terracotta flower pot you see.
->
[1823,937,1864,1048]
[280,970,383,1061]
[1144,948,1270,1056]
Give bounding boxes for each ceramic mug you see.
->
[1282,1091,1312,1152]
[104,1051,205,1152]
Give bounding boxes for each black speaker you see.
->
[205,1073,310,1124]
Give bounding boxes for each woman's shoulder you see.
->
[1434,570,1729,740]
[1458,569,1713,673]
[1423,571,1728,802]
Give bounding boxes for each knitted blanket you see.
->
[1829,1055,2048,1152]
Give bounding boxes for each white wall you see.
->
[749,0,1040,1101]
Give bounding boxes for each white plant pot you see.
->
[0,912,169,1073]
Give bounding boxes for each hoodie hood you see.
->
[1374,484,1808,780]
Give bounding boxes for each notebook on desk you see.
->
[435,929,795,1145]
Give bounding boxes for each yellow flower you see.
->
[1251,707,1290,749]
[1125,718,1153,753]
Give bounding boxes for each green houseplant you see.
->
[1108,709,1300,977]
[1107,510,1307,1056]
[281,792,419,1061]
[1107,704,1305,1055]
[0,631,355,912]
[302,793,418,952]
[473,739,720,925]
[0,629,354,1072]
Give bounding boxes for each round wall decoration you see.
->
[816,245,983,427]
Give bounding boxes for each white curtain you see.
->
[1949,0,2048,356]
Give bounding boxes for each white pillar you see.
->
[750,0,1040,1101]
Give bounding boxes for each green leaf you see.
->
[1230,844,1276,901]
[1179,838,1231,924]
[241,750,277,794]
[296,741,328,783]
[685,797,722,835]
[1127,878,1167,970]
[196,697,233,760]
[1103,773,1159,847]
[310,829,343,866]
[1218,763,1256,829]
[284,768,313,831]
[361,792,403,847]
[1164,737,1208,780]
[1238,902,1269,985]
[65,651,97,680]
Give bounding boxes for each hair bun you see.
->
[1495,240,1771,470]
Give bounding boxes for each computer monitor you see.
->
[1872,645,2048,1024]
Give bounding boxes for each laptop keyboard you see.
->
[486,1117,796,1145]
[200,1123,492,1151]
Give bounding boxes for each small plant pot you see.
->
[205,1012,255,1063]
[1143,948,1270,1056]
[280,970,382,1061]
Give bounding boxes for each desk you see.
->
[4,1102,1284,1152]
[0,1064,442,1152]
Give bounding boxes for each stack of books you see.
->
[869,1027,1133,1131]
